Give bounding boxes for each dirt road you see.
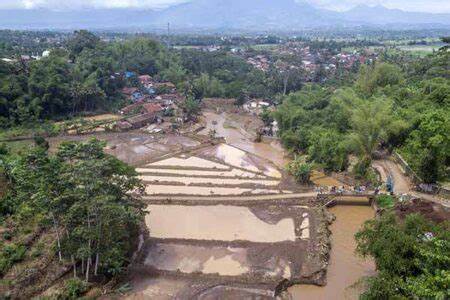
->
[142,192,318,202]
[373,158,411,194]
[373,158,450,207]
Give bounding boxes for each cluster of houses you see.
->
[243,99,280,138]
[329,52,376,71]
[246,55,271,72]
[241,44,378,82]
[1,50,51,63]
[117,74,182,131]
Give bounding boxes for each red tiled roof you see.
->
[138,75,153,83]
[120,103,142,114]
[153,82,176,88]
[142,103,164,114]
[121,87,138,96]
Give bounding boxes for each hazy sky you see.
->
[0,0,448,13]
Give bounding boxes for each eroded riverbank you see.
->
[286,206,375,299]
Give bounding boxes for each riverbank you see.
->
[285,206,376,299]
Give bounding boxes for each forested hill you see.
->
[275,40,449,186]
[0,1,450,30]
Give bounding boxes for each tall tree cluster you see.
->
[275,40,449,183]
[0,139,144,281]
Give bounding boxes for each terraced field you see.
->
[127,143,329,299]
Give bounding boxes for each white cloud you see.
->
[0,0,448,13]
[0,0,189,10]
[302,0,450,14]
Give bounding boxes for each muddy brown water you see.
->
[145,205,297,243]
[136,167,265,178]
[149,156,230,170]
[139,175,280,186]
[287,206,375,299]
[144,185,287,196]
[144,243,249,276]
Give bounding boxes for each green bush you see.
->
[287,156,312,184]
[60,278,87,299]
[30,243,44,258]
[0,243,27,275]
[356,213,450,299]
[376,195,395,209]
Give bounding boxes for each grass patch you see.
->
[60,278,88,299]
[0,122,60,141]
[0,243,27,275]
[30,242,45,258]
[2,140,34,154]
[376,194,395,209]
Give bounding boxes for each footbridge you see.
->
[315,193,375,207]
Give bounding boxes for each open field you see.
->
[342,44,443,57]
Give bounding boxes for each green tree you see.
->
[1,139,145,281]
[287,156,312,184]
[355,213,450,299]
[357,63,404,95]
[346,99,394,175]
[68,30,100,62]
[192,73,225,99]
[182,97,201,121]
[28,54,73,118]
[307,128,348,172]
[400,110,449,183]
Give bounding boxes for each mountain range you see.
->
[1,0,449,31]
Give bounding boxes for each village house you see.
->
[152,82,177,94]
[138,75,153,85]
[154,94,180,106]
[138,75,155,94]
[116,121,133,131]
[119,102,143,115]
[142,103,164,115]
[127,113,158,129]
[121,87,143,102]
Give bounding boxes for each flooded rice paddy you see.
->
[148,156,230,170]
[310,171,345,187]
[138,142,291,196]
[200,111,287,168]
[144,244,249,276]
[144,185,286,195]
[135,167,265,178]
[201,144,282,178]
[123,110,374,299]
[139,175,280,186]
[145,205,297,242]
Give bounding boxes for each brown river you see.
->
[288,206,375,299]
[202,112,376,298]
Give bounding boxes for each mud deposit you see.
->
[128,203,328,299]
[137,142,297,197]
[200,110,287,167]
[145,205,298,242]
[47,132,202,166]
[96,112,335,299]
[287,206,375,300]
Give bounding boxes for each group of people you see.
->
[315,185,368,195]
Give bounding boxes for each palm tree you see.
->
[347,99,393,162]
